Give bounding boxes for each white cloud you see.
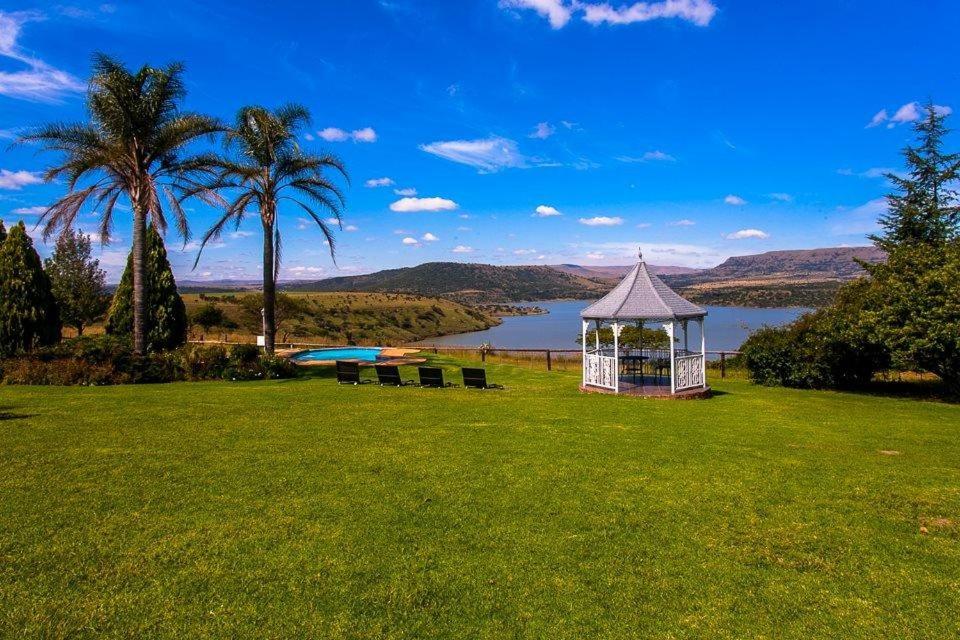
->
[420,136,528,173]
[502,0,716,28]
[421,232,439,242]
[365,177,394,188]
[513,248,537,255]
[636,222,652,228]
[0,11,85,102]
[577,241,725,268]
[581,0,717,26]
[534,204,562,217]
[0,169,42,189]
[860,167,895,179]
[352,127,377,143]
[579,216,623,226]
[11,205,46,215]
[868,102,952,129]
[229,230,254,238]
[401,236,419,245]
[286,266,325,276]
[617,150,676,163]
[769,192,793,202]
[451,245,474,253]
[394,187,417,196]
[529,121,555,139]
[725,228,769,240]
[668,219,695,226]
[724,194,747,206]
[866,109,889,128]
[389,196,459,212]
[585,252,605,260]
[499,0,571,28]
[318,127,349,142]
[304,133,315,141]
[344,224,359,232]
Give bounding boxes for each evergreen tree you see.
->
[106,225,187,351]
[0,220,7,243]
[0,222,61,356]
[44,228,108,336]
[872,103,960,251]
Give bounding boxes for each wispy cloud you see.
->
[451,245,474,253]
[724,194,747,206]
[394,187,417,196]
[577,241,724,268]
[364,177,394,188]
[769,192,793,202]
[529,121,555,139]
[0,169,42,190]
[668,218,695,227]
[534,204,562,217]
[10,205,47,215]
[830,198,887,236]
[389,196,459,212]
[420,136,528,173]
[616,150,676,163]
[725,228,769,240]
[501,0,717,28]
[579,216,623,226]
[0,11,85,102]
[867,101,952,128]
[228,230,254,239]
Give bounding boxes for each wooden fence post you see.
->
[546,350,552,371]
[481,348,486,363]
[720,352,726,378]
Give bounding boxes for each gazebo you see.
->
[580,250,709,397]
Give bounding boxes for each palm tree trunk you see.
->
[262,220,276,355]
[131,200,148,356]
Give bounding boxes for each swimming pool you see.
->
[290,347,385,363]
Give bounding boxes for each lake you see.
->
[418,301,810,352]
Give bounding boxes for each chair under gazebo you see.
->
[580,250,710,398]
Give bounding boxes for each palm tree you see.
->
[22,54,221,355]
[193,105,347,354]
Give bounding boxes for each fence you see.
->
[188,338,744,378]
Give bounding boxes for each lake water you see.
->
[418,301,810,352]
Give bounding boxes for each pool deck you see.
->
[279,347,426,367]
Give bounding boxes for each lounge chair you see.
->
[375,364,416,386]
[462,367,504,390]
[336,361,370,385]
[418,366,457,388]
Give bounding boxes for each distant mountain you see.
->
[282,262,610,302]
[663,246,885,308]
[549,263,699,279]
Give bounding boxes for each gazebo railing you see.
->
[675,353,705,390]
[583,351,617,389]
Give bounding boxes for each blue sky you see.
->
[1,0,958,281]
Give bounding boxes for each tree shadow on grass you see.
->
[842,380,958,404]
[0,406,34,421]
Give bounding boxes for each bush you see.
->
[0,336,299,386]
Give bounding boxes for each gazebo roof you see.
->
[581,257,706,321]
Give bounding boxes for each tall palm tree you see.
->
[22,54,221,355]
[193,105,347,354]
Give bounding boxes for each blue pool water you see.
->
[291,347,385,362]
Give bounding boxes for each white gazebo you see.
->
[580,250,709,397]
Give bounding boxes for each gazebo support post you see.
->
[665,321,676,394]
[612,322,621,394]
[699,317,707,388]
[581,320,588,387]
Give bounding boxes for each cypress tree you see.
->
[0,222,61,356]
[106,225,187,351]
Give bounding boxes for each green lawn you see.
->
[1,358,958,638]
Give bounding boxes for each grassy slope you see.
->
[181,292,497,344]
[0,361,958,638]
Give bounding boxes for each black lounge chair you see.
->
[375,364,416,386]
[462,367,504,389]
[418,366,457,388]
[336,361,370,385]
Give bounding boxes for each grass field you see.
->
[1,357,958,638]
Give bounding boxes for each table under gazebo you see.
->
[580,251,709,397]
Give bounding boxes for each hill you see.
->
[282,262,610,303]
[663,247,885,308]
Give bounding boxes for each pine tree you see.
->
[45,228,108,336]
[0,222,61,356]
[872,103,960,251]
[106,225,187,351]
[0,220,7,243]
